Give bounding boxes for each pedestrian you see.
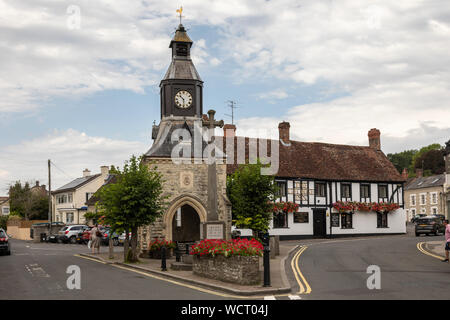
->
[90,224,101,255]
[442,220,450,262]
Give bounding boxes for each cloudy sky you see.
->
[0,0,449,192]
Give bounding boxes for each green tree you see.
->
[413,148,445,176]
[96,156,166,262]
[227,160,278,237]
[8,181,48,220]
[387,149,417,174]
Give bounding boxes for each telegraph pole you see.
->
[48,159,52,237]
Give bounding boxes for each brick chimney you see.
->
[401,168,408,180]
[368,128,381,151]
[223,124,236,138]
[279,121,290,143]
[416,168,423,178]
[35,181,40,187]
[83,169,91,177]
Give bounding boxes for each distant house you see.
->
[30,181,48,197]
[405,158,450,220]
[0,197,9,216]
[52,166,110,224]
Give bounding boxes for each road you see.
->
[0,240,228,300]
[3,225,449,300]
[285,225,450,299]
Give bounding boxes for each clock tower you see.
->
[160,23,203,118]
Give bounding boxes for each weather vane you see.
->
[176,6,184,24]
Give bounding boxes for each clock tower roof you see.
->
[170,24,193,47]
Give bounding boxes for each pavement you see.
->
[78,242,298,297]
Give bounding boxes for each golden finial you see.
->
[176,6,184,24]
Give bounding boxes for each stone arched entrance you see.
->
[163,195,207,242]
[172,204,200,242]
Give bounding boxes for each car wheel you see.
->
[6,250,11,255]
[113,238,119,246]
[415,233,420,237]
[69,236,77,244]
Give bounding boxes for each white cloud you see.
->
[0,129,146,194]
[256,89,289,101]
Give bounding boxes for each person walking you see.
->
[442,220,450,262]
[90,224,101,254]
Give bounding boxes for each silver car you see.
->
[57,225,88,244]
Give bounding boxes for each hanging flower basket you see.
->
[332,201,400,214]
[271,201,299,213]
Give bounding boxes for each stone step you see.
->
[181,254,193,264]
[170,262,193,271]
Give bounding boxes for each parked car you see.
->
[411,214,427,223]
[76,226,92,244]
[0,228,11,256]
[101,228,119,246]
[118,232,132,246]
[415,216,445,236]
[435,214,446,221]
[57,225,89,244]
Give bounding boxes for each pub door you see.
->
[313,209,327,238]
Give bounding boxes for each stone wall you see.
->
[193,255,260,285]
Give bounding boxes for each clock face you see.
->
[174,90,192,109]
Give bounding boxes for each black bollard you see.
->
[175,241,181,262]
[262,233,271,287]
[185,242,191,255]
[161,244,167,271]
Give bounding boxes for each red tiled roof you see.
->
[221,137,405,183]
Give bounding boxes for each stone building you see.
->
[404,152,450,221]
[139,23,232,251]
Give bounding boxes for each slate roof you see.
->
[405,174,445,190]
[145,118,225,159]
[53,174,101,194]
[85,174,117,206]
[163,59,202,81]
[222,137,404,182]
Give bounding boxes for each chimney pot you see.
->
[278,121,290,143]
[401,168,408,180]
[368,128,381,150]
[83,169,91,177]
[223,124,236,138]
[416,168,423,178]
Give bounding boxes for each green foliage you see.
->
[0,215,8,230]
[8,181,48,220]
[388,143,446,177]
[387,150,417,175]
[95,155,167,262]
[227,160,277,236]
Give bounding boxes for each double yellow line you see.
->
[290,246,311,294]
[417,242,445,260]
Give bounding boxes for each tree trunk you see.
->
[108,236,114,260]
[130,226,139,262]
[124,228,130,262]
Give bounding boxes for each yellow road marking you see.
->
[417,242,445,260]
[75,254,292,300]
[290,246,312,295]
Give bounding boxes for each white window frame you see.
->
[410,194,416,206]
[430,192,438,205]
[419,193,426,205]
[411,208,416,216]
[420,207,426,214]
[431,206,438,215]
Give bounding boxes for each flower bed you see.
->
[148,239,176,259]
[190,238,263,257]
[191,238,262,285]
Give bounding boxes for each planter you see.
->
[149,248,173,259]
[192,255,260,285]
